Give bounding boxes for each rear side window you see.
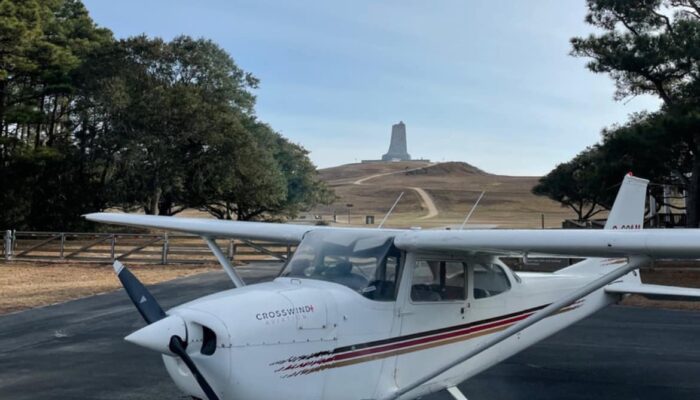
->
[473,263,510,299]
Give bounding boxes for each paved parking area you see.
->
[1,264,700,399]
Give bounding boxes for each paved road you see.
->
[2,265,700,400]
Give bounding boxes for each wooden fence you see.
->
[1,230,295,264]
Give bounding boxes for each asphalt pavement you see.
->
[2,263,700,400]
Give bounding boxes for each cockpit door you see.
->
[394,252,469,387]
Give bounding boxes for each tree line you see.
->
[0,0,333,231]
[534,0,700,226]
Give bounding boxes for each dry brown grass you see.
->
[319,161,433,184]
[0,262,218,315]
[315,161,578,228]
[2,261,700,315]
[105,161,576,229]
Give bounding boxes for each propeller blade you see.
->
[113,260,165,324]
[169,335,220,400]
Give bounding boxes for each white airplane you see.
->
[86,174,700,400]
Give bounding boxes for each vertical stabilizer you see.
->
[557,174,648,277]
[604,174,648,230]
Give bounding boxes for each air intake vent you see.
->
[201,326,216,356]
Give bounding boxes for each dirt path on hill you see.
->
[410,186,439,219]
[351,163,437,185]
[352,163,440,219]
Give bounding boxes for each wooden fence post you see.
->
[4,230,11,261]
[60,233,65,259]
[161,233,169,264]
[110,234,116,262]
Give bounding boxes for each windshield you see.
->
[280,230,401,301]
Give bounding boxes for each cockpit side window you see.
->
[473,263,511,299]
[411,260,467,302]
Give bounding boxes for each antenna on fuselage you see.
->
[378,191,404,229]
[459,190,485,230]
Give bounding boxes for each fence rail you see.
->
[1,230,294,264]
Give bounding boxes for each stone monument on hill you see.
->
[381,121,411,161]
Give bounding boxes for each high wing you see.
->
[393,229,700,259]
[84,212,400,243]
[87,213,700,259]
[84,213,316,243]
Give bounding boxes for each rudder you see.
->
[557,174,648,278]
[604,173,648,230]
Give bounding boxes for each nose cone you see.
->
[125,315,187,355]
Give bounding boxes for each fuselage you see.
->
[162,255,623,400]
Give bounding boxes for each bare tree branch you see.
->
[651,9,674,33]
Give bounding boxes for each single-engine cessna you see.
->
[86,175,700,400]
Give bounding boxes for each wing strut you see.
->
[203,236,246,288]
[380,255,650,400]
[378,192,405,229]
[447,386,469,400]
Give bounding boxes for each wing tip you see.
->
[83,212,107,221]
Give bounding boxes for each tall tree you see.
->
[243,119,335,219]
[189,125,288,221]
[100,35,261,215]
[571,0,700,225]
[0,2,333,229]
[189,117,333,221]
[0,0,111,144]
[0,0,114,230]
[533,148,608,221]
[534,111,692,222]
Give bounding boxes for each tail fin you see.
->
[557,174,648,277]
[597,176,700,301]
[604,173,648,230]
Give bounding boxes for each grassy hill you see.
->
[312,161,576,229]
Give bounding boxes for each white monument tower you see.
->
[381,121,411,161]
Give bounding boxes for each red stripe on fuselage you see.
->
[328,311,534,364]
[275,300,584,376]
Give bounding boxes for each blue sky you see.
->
[82,0,660,175]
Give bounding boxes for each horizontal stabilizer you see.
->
[605,283,700,302]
